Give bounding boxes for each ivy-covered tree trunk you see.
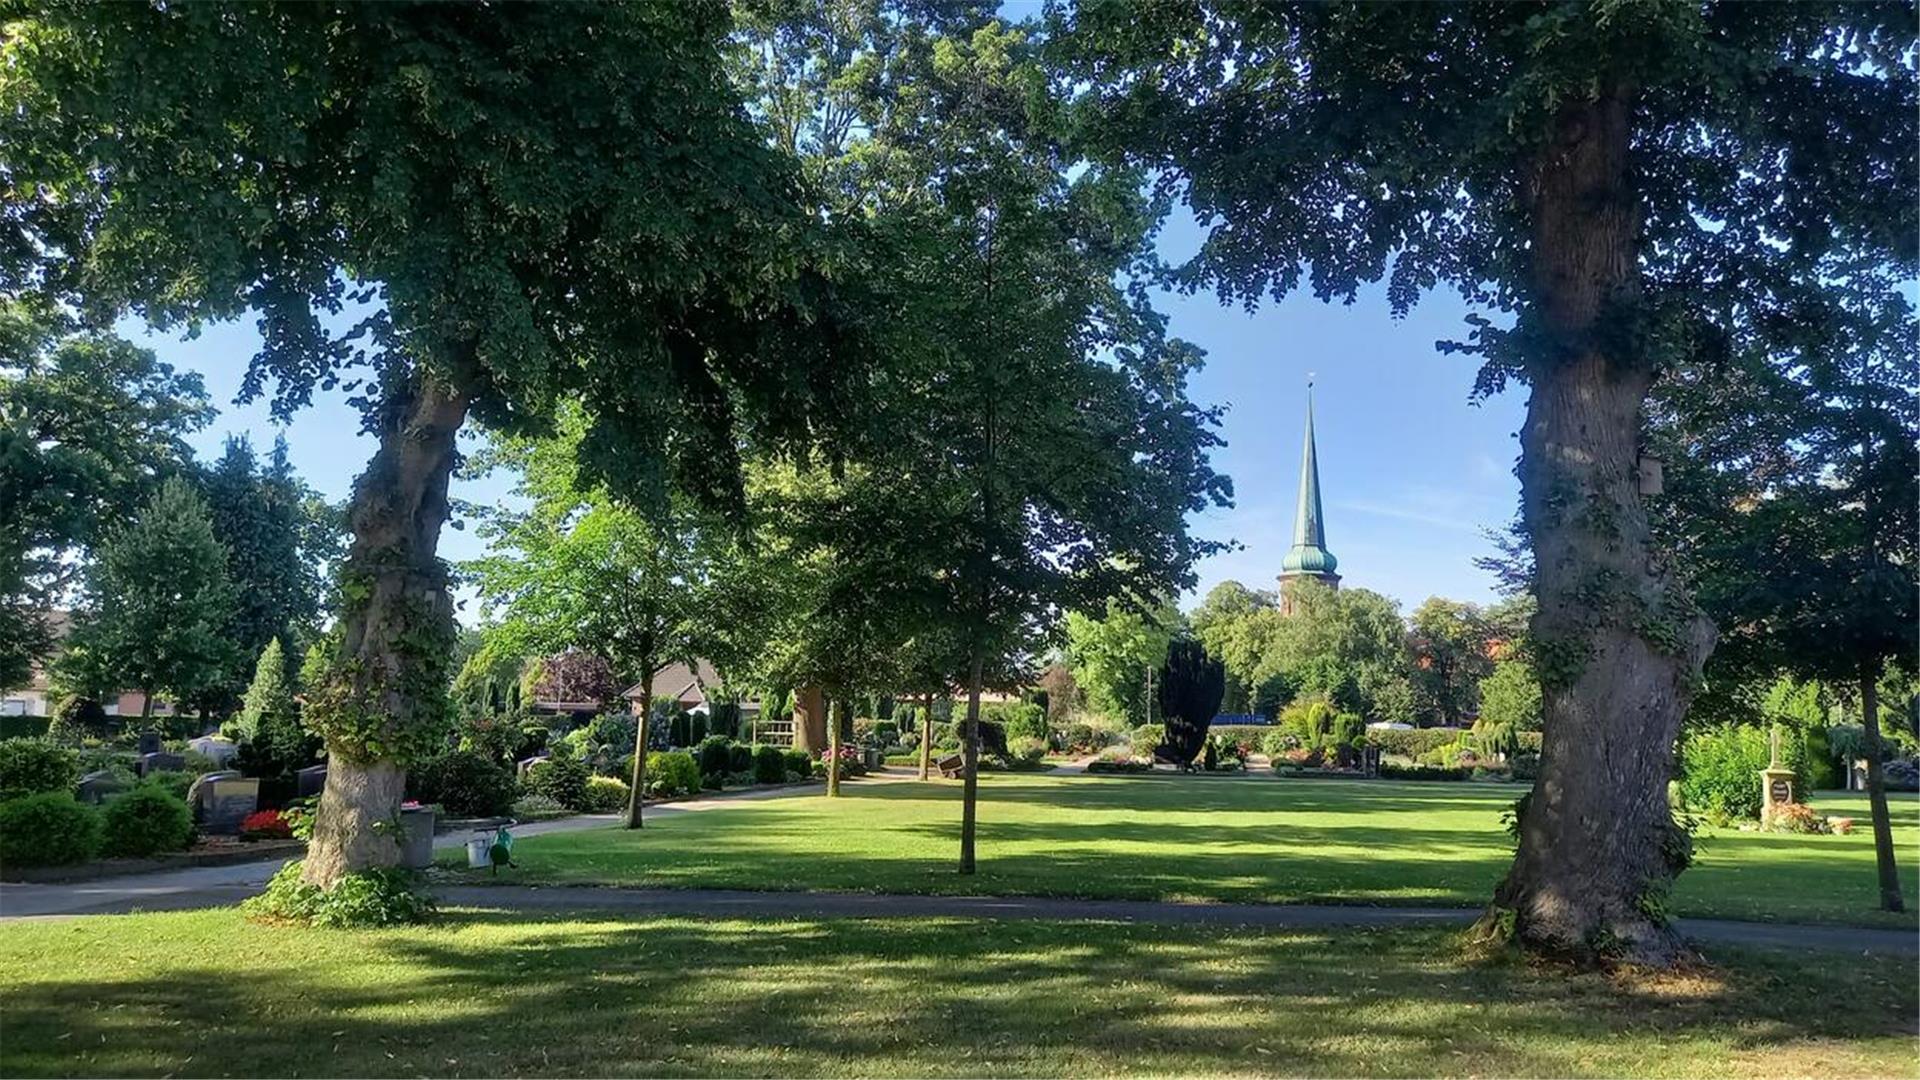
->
[1483,93,1715,964]
[303,376,468,889]
[626,663,653,829]
[1858,664,1904,912]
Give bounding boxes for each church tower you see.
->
[1277,386,1339,614]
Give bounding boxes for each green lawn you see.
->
[476,773,1920,928]
[3,908,1914,1078]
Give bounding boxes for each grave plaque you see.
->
[76,770,128,805]
[200,777,261,834]
[136,730,163,755]
[137,751,185,777]
[296,763,329,799]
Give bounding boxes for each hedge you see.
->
[1365,728,1469,759]
[1378,762,1470,782]
[0,716,52,741]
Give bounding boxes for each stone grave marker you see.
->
[76,770,128,805]
[137,751,185,777]
[200,777,261,834]
[296,763,329,799]
[136,730,163,755]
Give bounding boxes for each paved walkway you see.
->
[0,771,923,919]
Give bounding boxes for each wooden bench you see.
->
[936,753,966,779]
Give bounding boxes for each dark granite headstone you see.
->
[296,764,329,799]
[137,751,185,777]
[76,770,128,805]
[136,730,163,755]
[200,777,260,834]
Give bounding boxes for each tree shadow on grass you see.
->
[3,909,1913,1078]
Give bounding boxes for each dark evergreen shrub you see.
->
[0,792,102,866]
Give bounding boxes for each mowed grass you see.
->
[3,908,1915,1078]
[476,773,1920,928]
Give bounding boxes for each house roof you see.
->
[622,659,758,707]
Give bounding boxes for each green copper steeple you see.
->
[1280,387,1339,582]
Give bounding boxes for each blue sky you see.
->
[121,211,1529,622]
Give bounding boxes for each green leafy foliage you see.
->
[0,793,102,866]
[645,751,702,799]
[0,739,78,802]
[1679,726,1772,822]
[1064,602,1179,727]
[100,786,193,857]
[243,861,435,928]
[579,776,631,815]
[752,745,787,785]
[409,751,517,819]
[523,758,592,813]
[61,477,236,719]
[1478,660,1544,735]
[0,306,214,689]
[1157,639,1225,766]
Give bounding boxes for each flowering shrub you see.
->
[814,745,867,779]
[240,809,293,840]
[1762,802,1831,834]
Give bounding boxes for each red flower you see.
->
[240,809,292,839]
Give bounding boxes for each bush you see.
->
[0,739,79,802]
[1883,758,1919,792]
[243,860,435,928]
[138,769,195,803]
[753,744,786,784]
[101,785,194,857]
[1762,801,1831,834]
[866,720,900,747]
[1363,727,1466,760]
[1260,728,1297,757]
[781,748,813,776]
[1062,723,1097,752]
[411,750,518,818]
[1006,736,1048,767]
[988,702,1048,743]
[580,775,631,814]
[696,735,735,780]
[0,792,102,866]
[728,742,753,774]
[523,756,592,811]
[1129,723,1165,752]
[647,750,702,798]
[1377,762,1469,781]
[1679,724,1769,821]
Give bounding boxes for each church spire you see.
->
[1279,383,1339,597]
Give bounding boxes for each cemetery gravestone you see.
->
[137,751,185,777]
[296,764,329,799]
[200,777,261,834]
[76,770,128,805]
[136,731,162,756]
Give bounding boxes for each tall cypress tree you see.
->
[1157,639,1225,766]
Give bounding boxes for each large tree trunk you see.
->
[826,696,843,797]
[302,375,469,889]
[918,691,935,781]
[958,655,983,874]
[626,673,652,829]
[793,684,827,754]
[1859,666,1904,912]
[1480,92,1716,965]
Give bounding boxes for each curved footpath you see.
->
[2,768,1912,957]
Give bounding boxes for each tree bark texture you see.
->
[627,676,652,829]
[958,654,983,874]
[918,691,935,781]
[1484,92,1716,965]
[302,376,469,889]
[826,697,843,797]
[793,684,827,754]
[1859,667,1904,911]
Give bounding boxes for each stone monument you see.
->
[1760,726,1795,818]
